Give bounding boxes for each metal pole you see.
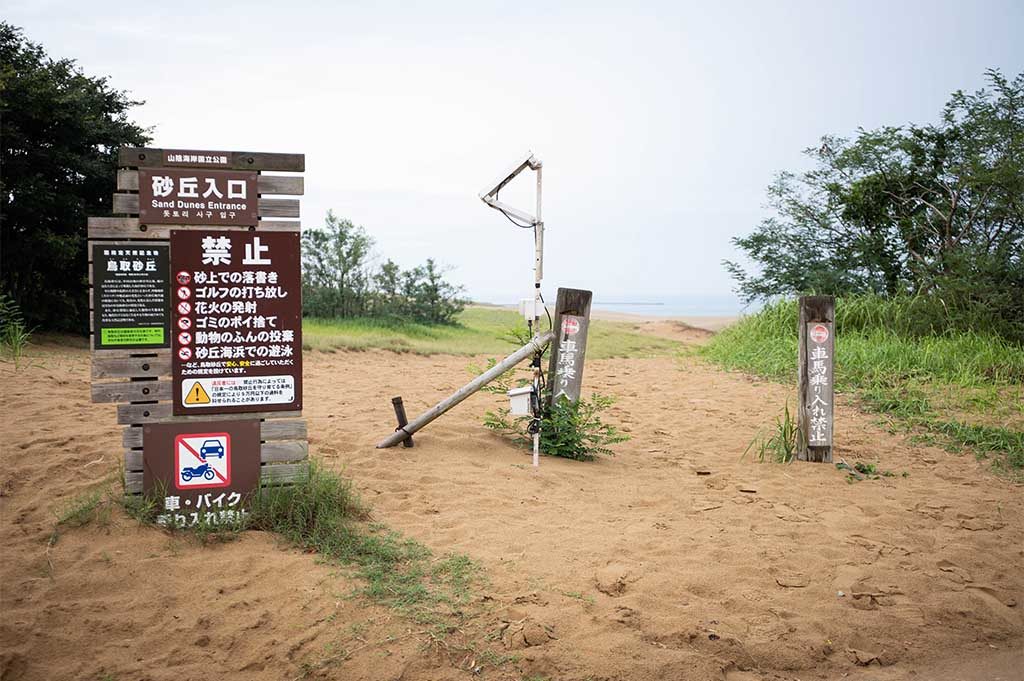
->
[533,163,544,468]
[376,331,554,448]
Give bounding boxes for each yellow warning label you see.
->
[184,381,211,405]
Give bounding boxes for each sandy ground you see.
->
[494,302,739,332]
[2,323,1022,681]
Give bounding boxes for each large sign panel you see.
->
[143,419,260,527]
[138,168,258,226]
[805,322,834,446]
[170,230,302,415]
[91,243,170,349]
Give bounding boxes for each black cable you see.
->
[538,290,553,332]
[499,207,535,229]
[494,188,535,229]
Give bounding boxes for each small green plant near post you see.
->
[0,293,32,368]
[743,401,805,463]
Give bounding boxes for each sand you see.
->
[1,325,1022,681]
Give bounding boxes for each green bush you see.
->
[484,393,629,461]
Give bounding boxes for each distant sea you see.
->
[479,293,755,317]
[590,294,751,317]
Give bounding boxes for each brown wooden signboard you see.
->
[143,419,260,526]
[797,295,835,462]
[804,321,834,446]
[546,288,593,405]
[91,146,309,498]
[138,168,258,226]
[170,230,302,415]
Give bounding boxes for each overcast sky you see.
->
[7,1,1023,308]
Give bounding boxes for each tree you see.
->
[0,23,151,332]
[301,212,467,324]
[301,211,375,318]
[727,69,1024,340]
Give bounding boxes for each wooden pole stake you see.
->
[545,288,593,408]
[797,295,835,463]
[391,396,414,448]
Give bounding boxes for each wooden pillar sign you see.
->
[88,147,310,517]
[546,288,593,405]
[797,295,835,462]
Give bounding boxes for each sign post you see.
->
[170,230,303,415]
[89,147,309,504]
[546,288,593,407]
[797,295,835,462]
[144,419,261,527]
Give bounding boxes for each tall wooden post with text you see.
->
[797,295,835,463]
[89,147,309,525]
[546,288,593,407]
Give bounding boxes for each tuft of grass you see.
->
[0,292,32,367]
[743,401,803,463]
[703,296,1024,476]
[304,305,680,358]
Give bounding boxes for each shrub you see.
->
[484,393,629,461]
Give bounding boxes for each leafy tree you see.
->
[301,211,374,318]
[0,23,151,332]
[727,69,1024,341]
[301,212,467,324]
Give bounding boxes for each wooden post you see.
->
[391,396,414,448]
[797,295,835,463]
[546,288,593,407]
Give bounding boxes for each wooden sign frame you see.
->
[89,147,310,496]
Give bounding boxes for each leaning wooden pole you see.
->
[376,331,554,448]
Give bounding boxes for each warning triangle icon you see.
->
[185,381,211,405]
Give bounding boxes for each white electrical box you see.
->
[519,298,545,322]
[507,385,534,416]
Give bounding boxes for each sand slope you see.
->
[1,328,1021,680]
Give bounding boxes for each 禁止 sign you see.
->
[138,168,258,226]
[143,419,260,527]
[805,321,834,446]
[170,230,302,415]
[91,243,170,349]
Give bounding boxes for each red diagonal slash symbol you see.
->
[179,438,228,484]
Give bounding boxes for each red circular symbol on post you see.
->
[177,317,192,331]
[177,286,191,300]
[177,301,192,315]
[176,271,191,285]
[810,324,829,343]
[178,347,193,361]
[178,331,192,346]
[561,318,581,335]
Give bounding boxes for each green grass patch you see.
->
[702,296,1024,476]
[303,305,680,358]
[244,461,481,627]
